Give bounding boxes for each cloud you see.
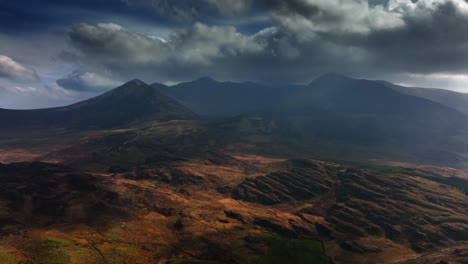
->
[395,72,468,92]
[66,22,264,81]
[68,23,171,65]
[0,85,38,95]
[0,55,39,82]
[362,0,468,73]
[272,0,405,34]
[56,71,121,91]
[61,0,468,86]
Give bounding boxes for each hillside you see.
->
[380,81,468,115]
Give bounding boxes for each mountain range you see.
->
[150,73,468,167]
[1,74,468,168]
[153,73,468,118]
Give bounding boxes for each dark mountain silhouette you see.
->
[153,77,301,117]
[0,79,196,129]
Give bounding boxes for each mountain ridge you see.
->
[0,79,196,129]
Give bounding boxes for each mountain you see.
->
[153,77,301,117]
[0,79,196,129]
[379,80,468,115]
[215,74,468,167]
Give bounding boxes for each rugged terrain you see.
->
[0,154,467,263]
[0,75,467,263]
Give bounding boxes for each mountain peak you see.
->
[125,79,147,86]
[109,79,153,96]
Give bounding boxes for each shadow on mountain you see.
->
[0,162,128,231]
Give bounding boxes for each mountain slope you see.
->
[213,74,468,167]
[380,80,468,115]
[154,77,301,117]
[0,79,196,129]
[281,74,468,143]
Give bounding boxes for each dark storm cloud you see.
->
[64,22,264,82]
[366,0,468,73]
[60,0,468,85]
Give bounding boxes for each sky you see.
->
[1,0,468,109]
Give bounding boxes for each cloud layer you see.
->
[58,0,468,84]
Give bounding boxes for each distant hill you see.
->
[153,77,301,117]
[379,80,468,115]
[0,79,196,129]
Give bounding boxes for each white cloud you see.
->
[0,55,39,82]
[398,72,468,92]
